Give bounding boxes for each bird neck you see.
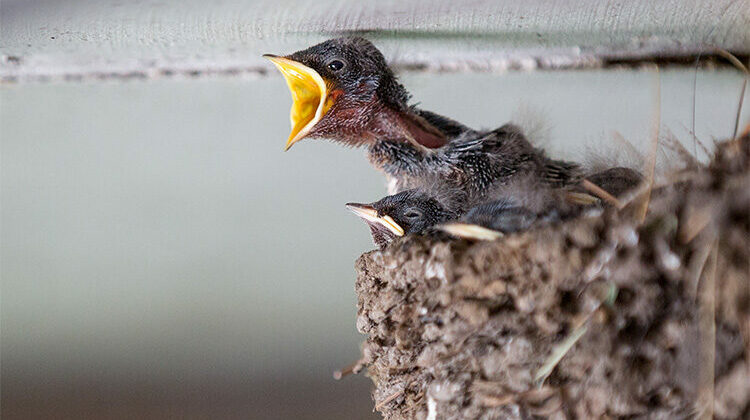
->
[367,106,449,149]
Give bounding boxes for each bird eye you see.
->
[404,210,422,220]
[327,59,345,71]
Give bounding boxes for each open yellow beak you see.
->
[345,203,405,237]
[264,54,333,150]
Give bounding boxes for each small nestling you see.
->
[264,37,463,152]
[346,177,594,248]
[265,37,582,197]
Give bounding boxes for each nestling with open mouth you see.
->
[265,37,583,198]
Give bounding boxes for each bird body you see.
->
[368,123,582,201]
[583,167,643,198]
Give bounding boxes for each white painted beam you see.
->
[1,0,748,82]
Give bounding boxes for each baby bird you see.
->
[347,175,586,248]
[347,163,646,247]
[265,37,582,195]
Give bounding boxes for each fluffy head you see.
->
[372,189,454,233]
[287,37,410,112]
[348,189,456,249]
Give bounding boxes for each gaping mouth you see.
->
[345,203,405,237]
[263,54,333,150]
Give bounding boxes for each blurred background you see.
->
[1,1,748,419]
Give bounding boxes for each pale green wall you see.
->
[2,69,747,386]
[2,0,748,81]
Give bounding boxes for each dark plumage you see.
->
[438,175,585,239]
[585,167,643,198]
[461,199,541,233]
[368,123,582,202]
[266,37,582,198]
[460,179,575,233]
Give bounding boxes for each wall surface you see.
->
[2,0,749,81]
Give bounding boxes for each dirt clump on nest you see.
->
[352,132,750,419]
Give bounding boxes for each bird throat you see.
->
[370,107,449,149]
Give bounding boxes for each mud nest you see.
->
[353,133,750,419]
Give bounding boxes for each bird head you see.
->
[264,37,410,150]
[346,189,452,249]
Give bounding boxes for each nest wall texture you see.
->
[353,135,749,419]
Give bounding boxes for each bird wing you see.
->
[543,159,582,187]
